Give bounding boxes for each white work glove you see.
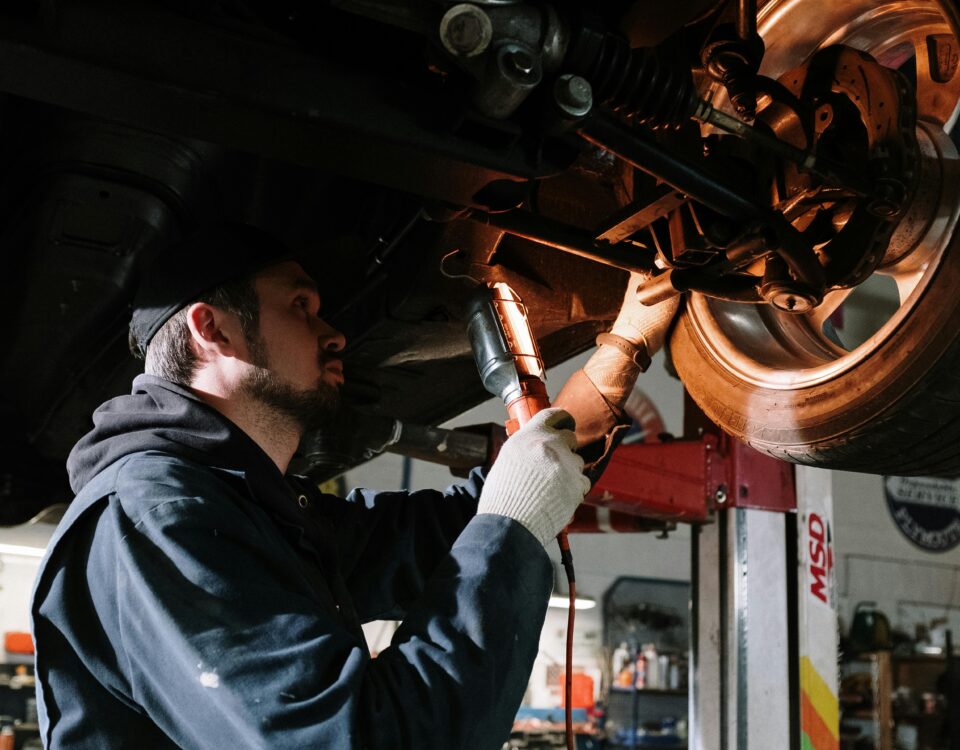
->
[583,272,681,408]
[477,408,591,547]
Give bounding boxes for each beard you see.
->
[239,333,341,433]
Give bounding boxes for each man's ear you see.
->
[185,302,241,359]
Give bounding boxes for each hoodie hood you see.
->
[64,375,364,635]
[67,374,281,494]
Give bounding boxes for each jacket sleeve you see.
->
[317,467,486,622]
[111,458,548,750]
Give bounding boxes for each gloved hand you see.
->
[477,408,591,547]
[610,271,681,353]
[583,272,681,409]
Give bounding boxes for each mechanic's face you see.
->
[238,261,346,432]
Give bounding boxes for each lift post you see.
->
[580,416,839,750]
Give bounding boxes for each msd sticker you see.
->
[807,512,834,606]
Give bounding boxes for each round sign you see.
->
[884,476,960,552]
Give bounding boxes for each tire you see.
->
[671,0,960,476]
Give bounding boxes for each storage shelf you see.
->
[609,686,687,696]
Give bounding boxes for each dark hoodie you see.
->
[32,375,552,750]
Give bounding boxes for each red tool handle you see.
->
[502,379,576,750]
[504,380,551,436]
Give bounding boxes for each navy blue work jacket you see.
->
[31,376,552,749]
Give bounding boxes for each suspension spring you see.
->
[569,31,696,129]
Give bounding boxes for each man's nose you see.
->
[317,318,346,352]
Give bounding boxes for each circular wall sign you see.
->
[884,476,960,552]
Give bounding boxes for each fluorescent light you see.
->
[548,595,596,610]
[0,543,46,558]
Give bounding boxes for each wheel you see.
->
[671,0,960,475]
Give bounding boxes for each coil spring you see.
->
[582,34,696,130]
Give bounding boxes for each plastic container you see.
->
[559,672,595,710]
[612,642,630,676]
[3,632,34,655]
[849,602,892,652]
[643,644,659,689]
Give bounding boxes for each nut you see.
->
[553,74,593,118]
[439,4,492,58]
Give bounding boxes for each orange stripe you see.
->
[800,657,839,734]
[801,691,838,750]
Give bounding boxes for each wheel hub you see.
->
[755,44,920,293]
[680,0,960,389]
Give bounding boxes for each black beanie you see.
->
[130,222,294,355]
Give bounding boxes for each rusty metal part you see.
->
[467,207,654,273]
[788,46,918,217]
[658,202,716,268]
[595,184,689,245]
[579,112,764,220]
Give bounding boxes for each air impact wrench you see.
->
[466,282,577,750]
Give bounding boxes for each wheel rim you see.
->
[685,0,960,390]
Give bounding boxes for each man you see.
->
[31,222,677,749]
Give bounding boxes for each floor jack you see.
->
[377,392,841,750]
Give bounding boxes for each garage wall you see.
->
[0,554,42,636]
[832,470,960,641]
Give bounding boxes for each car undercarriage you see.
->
[2,0,960,523]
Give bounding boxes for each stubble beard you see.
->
[239,332,341,434]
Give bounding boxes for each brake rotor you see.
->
[755,44,920,290]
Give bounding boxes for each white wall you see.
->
[0,555,42,637]
[832,470,960,640]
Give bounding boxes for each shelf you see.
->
[609,687,687,696]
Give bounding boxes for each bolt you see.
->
[867,177,907,219]
[773,294,814,313]
[715,485,728,505]
[772,291,813,313]
[505,48,535,76]
[553,74,593,118]
[760,281,818,314]
[439,4,492,58]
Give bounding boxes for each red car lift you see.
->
[568,417,839,750]
[381,401,840,750]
